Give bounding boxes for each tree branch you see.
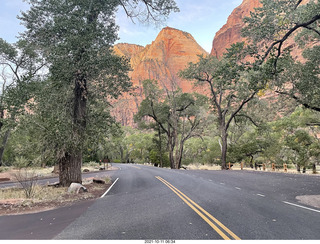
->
[294,0,303,10]
[226,91,257,130]
[261,14,320,66]
[275,90,320,112]
[235,114,259,127]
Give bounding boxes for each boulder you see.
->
[48,182,60,187]
[68,183,87,194]
[93,178,106,184]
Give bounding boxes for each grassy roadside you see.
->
[0,165,112,216]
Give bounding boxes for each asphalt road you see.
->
[1,164,320,240]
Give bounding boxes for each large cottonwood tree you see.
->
[19,0,178,186]
[181,43,269,169]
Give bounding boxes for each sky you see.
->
[0,0,243,53]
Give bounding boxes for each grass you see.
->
[183,163,221,170]
[0,185,68,204]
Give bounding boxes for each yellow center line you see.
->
[155,176,241,240]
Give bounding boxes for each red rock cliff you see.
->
[210,0,261,57]
[112,27,208,126]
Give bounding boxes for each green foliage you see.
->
[135,79,209,168]
[242,0,320,111]
[182,136,221,166]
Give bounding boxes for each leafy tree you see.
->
[242,0,320,111]
[181,43,269,169]
[18,0,178,186]
[135,79,208,169]
[0,39,45,166]
[285,129,313,172]
[182,136,221,166]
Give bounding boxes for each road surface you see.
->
[1,164,320,240]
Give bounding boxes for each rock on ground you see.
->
[68,183,87,194]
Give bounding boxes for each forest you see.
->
[0,0,319,186]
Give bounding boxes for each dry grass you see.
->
[0,185,68,202]
[0,177,111,215]
[183,163,221,170]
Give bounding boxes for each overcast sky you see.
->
[0,0,242,53]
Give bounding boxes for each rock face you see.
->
[116,27,208,91]
[211,0,261,57]
[112,27,208,126]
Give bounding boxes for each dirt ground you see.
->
[0,182,111,216]
[0,166,113,216]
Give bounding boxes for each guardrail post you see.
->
[263,163,266,171]
[272,163,275,171]
[228,162,231,170]
[241,162,243,170]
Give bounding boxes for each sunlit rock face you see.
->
[112,27,208,126]
[210,0,261,58]
[115,27,208,92]
[210,0,311,59]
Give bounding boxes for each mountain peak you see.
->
[112,27,208,126]
[210,0,261,57]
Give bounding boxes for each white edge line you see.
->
[100,178,119,198]
[257,194,265,197]
[283,201,320,213]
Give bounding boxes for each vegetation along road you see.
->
[1,164,320,240]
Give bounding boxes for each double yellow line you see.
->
[155,176,241,240]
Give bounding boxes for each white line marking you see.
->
[282,201,320,213]
[100,178,119,198]
[257,194,265,197]
[220,183,225,185]
[235,187,241,190]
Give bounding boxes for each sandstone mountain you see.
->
[112,27,208,126]
[210,0,310,59]
[115,27,208,92]
[210,0,261,57]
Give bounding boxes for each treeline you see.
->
[0,0,319,186]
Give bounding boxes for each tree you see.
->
[242,0,320,111]
[181,43,269,169]
[0,39,45,166]
[135,79,208,169]
[18,0,178,186]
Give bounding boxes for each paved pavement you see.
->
[1,164,320,240]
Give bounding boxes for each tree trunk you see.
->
[169,139,175,169]
[158,126,163,168]
[58,74,87,186]
[0,129,10,167]
[176,142,184,169]
[58,151,82,187]
[221,127,228,170]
